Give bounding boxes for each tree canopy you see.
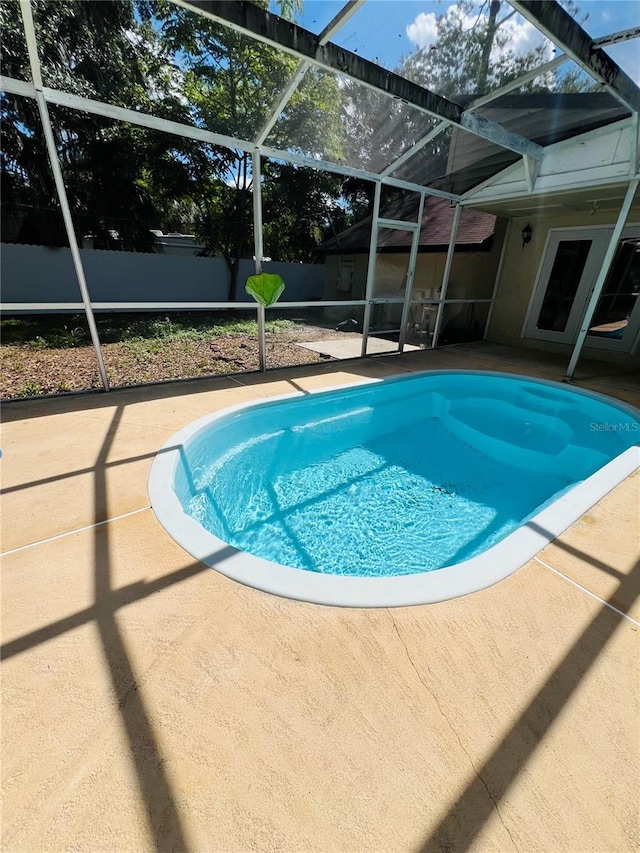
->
[342,0,593,187]
[0,0,364,298]
[1,0,595,289]
[0,0,197,250]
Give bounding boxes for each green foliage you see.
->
[0,0,197,249]
[397,0,593,98]
[1,313,294,350]
[153,1,347,293]
[1,318,85,349]
[399,2,535,98]
[0,0,144,99]
[0,0,370,291]
[27,328,81,349]
[19,380,44,396]
[343,0,594,182]
[113,314,293,340]
[262,162,363,263]
[267,66,345,163]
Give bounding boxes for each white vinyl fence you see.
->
[1,244,326,309]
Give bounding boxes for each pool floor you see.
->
[189,415,574,576]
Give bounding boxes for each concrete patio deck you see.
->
[2,342,639,852]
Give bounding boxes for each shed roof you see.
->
[319,195,497,255]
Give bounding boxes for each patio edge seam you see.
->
[534,556,639,626]
[1,506,151,557]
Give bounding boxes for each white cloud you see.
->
[497,15,554,62]
[406,12,438,49]
[406,4,554,63]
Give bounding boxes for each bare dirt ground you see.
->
[1,324,362,399]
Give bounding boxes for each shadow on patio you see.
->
[2,349,638,851]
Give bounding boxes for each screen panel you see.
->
[266,67,442,176]
[264,305,366,369]
[0,0,31,82]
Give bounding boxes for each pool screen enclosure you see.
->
[1,0,639,389]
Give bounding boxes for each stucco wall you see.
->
[323,219,507,302]
[486,206,640,364]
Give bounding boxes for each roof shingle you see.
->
[319,195,496,254]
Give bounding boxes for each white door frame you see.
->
[522,221,640,354]
[362,216,421,356]
[582,225,640,354]
[522,226,610,344]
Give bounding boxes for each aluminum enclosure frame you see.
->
[2,0,639,390]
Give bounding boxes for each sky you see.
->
[287,0,640,85]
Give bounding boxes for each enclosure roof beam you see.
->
[170,0,543,160]
[508,0,640,114]
[381,53,569,183]
[41,85,254,153]
[254,1,366,147]
[593,26,640,48]
[258,143,460,200]
[0,74,456,200]
[254,62,308,145]
[465,54,568,111]
[380,121,448,178]
[317,0,366,44]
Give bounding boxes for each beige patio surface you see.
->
[297,336,421,358]
[2,343,639,852]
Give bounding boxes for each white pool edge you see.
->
[148,369,640,608]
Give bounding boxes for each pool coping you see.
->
[148,369,640,608]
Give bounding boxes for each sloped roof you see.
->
[408,92,630,194]
[319,195,496,254]
[468,92,628,146]
[320,91,628,252]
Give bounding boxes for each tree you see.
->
[1,0,363,287]
[0,0,197,249]
[154,0,348,297]
[1,0,370,280]
[341,0,593,188]
[261,163,372,263]
[398,0,590,99]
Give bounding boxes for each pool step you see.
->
[443,399,608,478]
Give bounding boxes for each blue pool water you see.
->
[174,372,639,577]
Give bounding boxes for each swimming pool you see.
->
[149,371,640,606]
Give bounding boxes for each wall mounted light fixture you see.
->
[521,222,532,248]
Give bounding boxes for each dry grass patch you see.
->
[1,312,361,398]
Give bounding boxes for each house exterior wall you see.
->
[486,205,640,365]
[322,219,507,303]
[323,253,370,301]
